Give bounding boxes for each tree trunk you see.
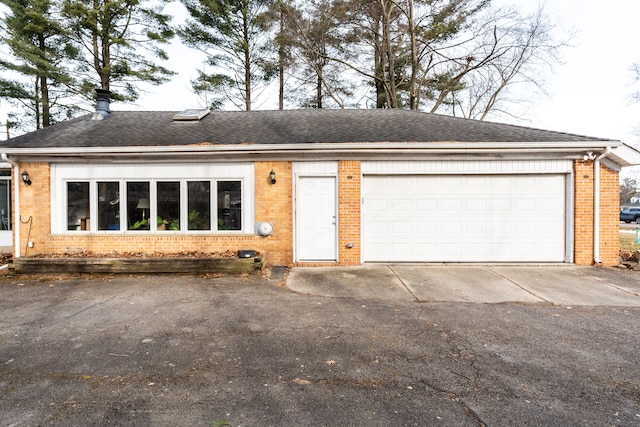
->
[34,78,41,130]
[38,34,51,127]
[243,11,251,111]
[278,4,285,110]
[381,0,397,108]
[316,68,323,109]
[407,0,418,110]
[40,76,50,127]
[92,0,109,91]
[372,17,386,108]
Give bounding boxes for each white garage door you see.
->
[362,175,566,262]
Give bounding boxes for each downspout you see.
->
[1,153,21,258]
[593,146,612,265]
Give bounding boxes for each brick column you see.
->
[598,164,620,266]
[573,160,620,266]
[17,162,51,256]
[338,160,361,265]
[574,160,594,265]
[254,161,293,265]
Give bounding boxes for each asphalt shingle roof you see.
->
[0,109,614,149]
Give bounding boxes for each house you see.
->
[1,92,639,267]
[622,192,640,210]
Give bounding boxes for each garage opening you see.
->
[362,174,567,262]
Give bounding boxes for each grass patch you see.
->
[621,232,639,251]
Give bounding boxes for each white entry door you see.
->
[296,176,337,261]
[0,178,11,248]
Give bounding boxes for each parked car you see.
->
[620,208,640,223]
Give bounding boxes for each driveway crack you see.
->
[420,378,487,426]
[66,295,117,319]
[485,267,553,305]
[587,275,640,298]
[387,265,419,302]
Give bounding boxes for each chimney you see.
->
[91,89,111,120]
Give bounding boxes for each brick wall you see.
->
[17,162,51,256]
[254,161,293,265]
[14,159,622,267]
[574,160,594,265]
[574,160,620,266]
[338,160,361,265]
[597,164,620,266]
[16,161,295,266]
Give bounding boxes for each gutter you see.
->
[0,140,622,157]
[593,146,612,264]
[1,153,20,258]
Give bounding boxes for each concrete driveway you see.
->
[287,264,640,306]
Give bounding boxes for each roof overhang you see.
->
[609,144,640,167]
[0,140,631,164]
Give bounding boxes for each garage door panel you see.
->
[515,199,536,210]
[416,221,437,233]
[368,199,388,211]
[363,174,566,262]
[416,199,437,211]
[442,221,461,233]
[392,221,412,233]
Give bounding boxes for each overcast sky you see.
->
[2,0,640,151]
[495,0,640,146]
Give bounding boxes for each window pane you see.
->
[187,181,210,230]
[67,182,90,231]
[98,182,120,230]
[217,181,241,231]
[127,182,150,230]
[157,182,180,231]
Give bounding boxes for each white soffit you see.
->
[610,144,640,167]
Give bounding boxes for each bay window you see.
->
[54,163,253,234]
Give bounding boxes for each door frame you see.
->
[0,172,12,249]
[294,174,338,262]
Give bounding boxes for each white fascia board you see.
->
[0,140,622,158]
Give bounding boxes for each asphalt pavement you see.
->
[0,267,639,426]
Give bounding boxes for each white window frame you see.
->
[51,163,254,234]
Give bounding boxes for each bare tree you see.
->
[441,5,569,120]
[274,0,354,108]
[289,0,567,120]
[621,177,638,205]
